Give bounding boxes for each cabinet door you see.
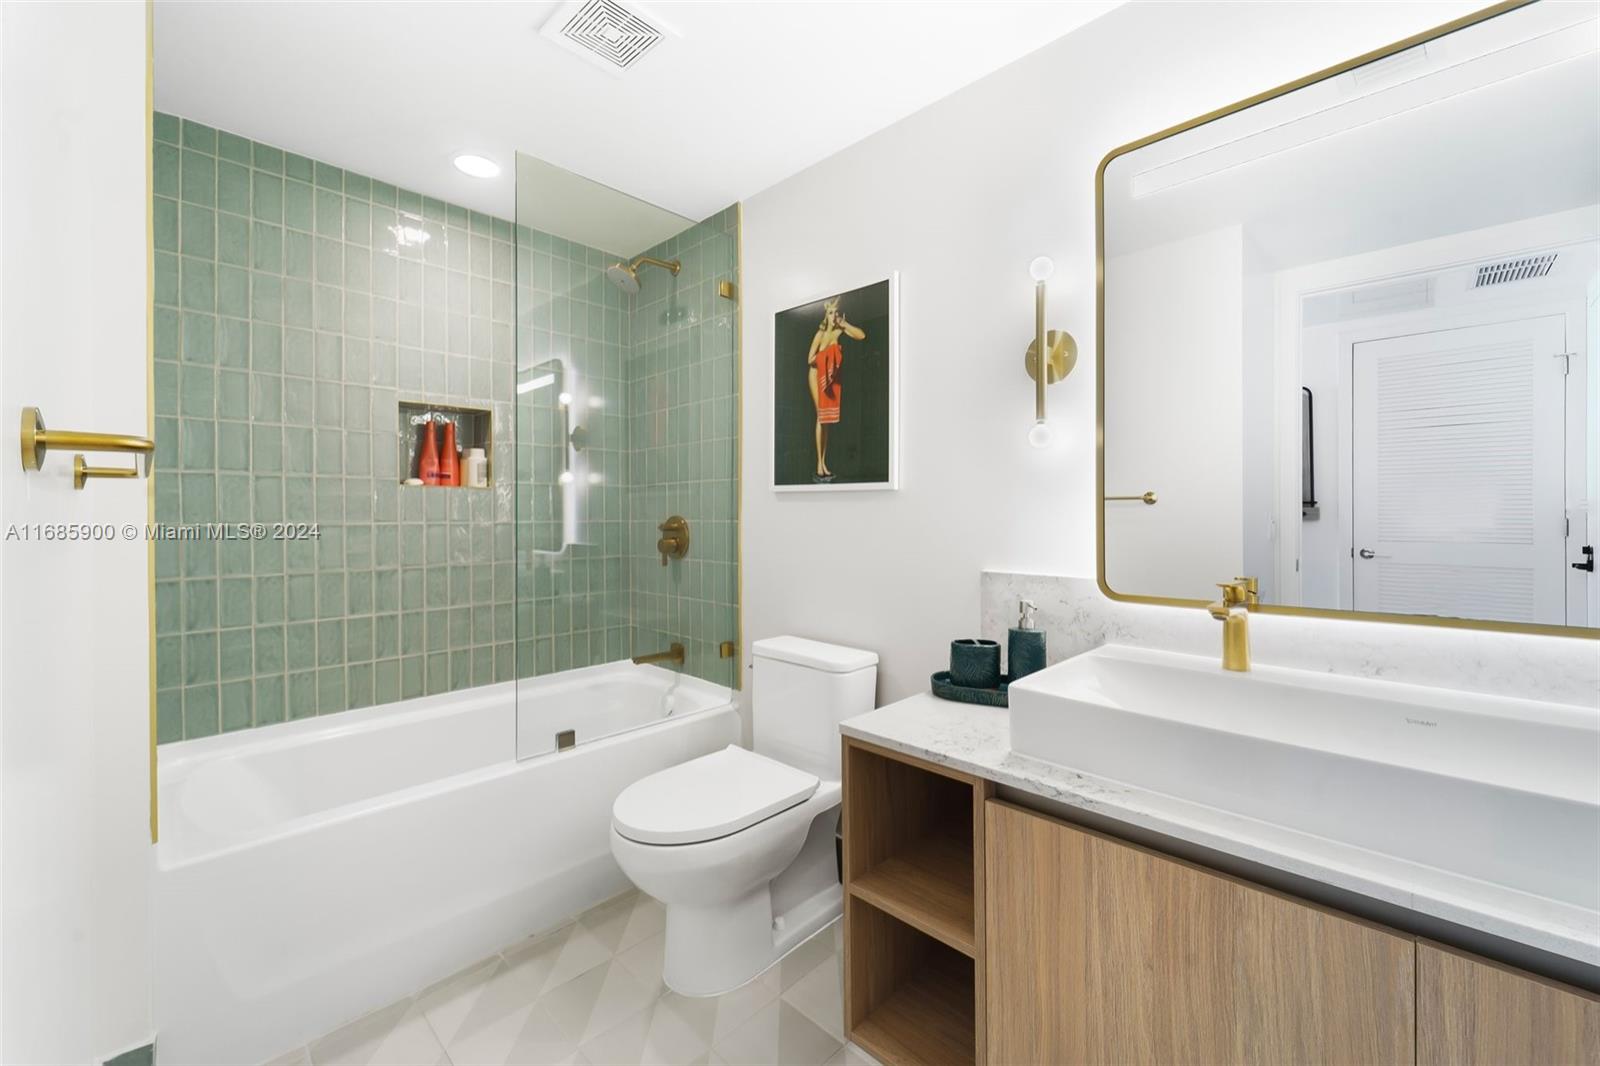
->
[1418,941,1600,1065]
[984,801,1414,1065]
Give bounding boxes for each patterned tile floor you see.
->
[266,891,875,1066]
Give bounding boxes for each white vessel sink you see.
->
[1007,644,1600,912]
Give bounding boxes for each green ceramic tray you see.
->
[930,670,1009,708]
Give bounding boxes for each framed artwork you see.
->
[771,274,898,492]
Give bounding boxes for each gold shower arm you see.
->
[632,255,681,276]
[20,406,154,478]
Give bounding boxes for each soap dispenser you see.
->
[1008,599,1046,681]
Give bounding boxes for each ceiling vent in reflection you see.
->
[541,0,668,74]
[1473,252,1558,288]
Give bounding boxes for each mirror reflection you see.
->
[1101,0,1599,630]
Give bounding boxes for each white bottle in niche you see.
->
[464,447,488,488]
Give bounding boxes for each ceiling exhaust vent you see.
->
[541,0,669,74]
[1474,252,1558,288]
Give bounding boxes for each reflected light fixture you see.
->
[452,154,501,178]
[1024,256,1076,448]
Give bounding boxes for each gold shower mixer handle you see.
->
[657,515,690,566]
[20,407,154,483]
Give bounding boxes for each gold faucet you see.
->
[632,642,685,668]
[1208,578,1254,672]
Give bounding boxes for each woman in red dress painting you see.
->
[807,298,866,482]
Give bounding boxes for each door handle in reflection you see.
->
[1359,548,1376,559]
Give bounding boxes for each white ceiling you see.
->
[154,0,1120,224]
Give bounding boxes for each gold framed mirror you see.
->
[1096,0,1599,639]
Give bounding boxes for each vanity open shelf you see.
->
[842,737,992,1066]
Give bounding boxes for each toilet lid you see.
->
[613,745,820,846]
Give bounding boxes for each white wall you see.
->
[0,2,154,1060]
[741,0,1485,703]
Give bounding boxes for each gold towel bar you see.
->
[1106,491,1158,505]
[20,406,154,480]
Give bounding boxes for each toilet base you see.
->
[662,881,841,997]
[660,809,844,997]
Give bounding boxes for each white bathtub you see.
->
[154,661,740,1066]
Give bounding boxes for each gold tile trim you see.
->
[1095,0,1595,641]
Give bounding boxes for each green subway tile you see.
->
[154,197,179,252]
[256,574,285,624]
[253,142,283,174]
[218,421,251,470]
[252,222,283,273]
[156,306,181,360]
[218,370,248,419]
[219,317,250,368]
[283,328,313,376]
[285,621,316,671]
[287,671,316,719]
[183,685,220,739]
[220,627,253,678]
[286,573,316,621]
[284,179,313,231]
[250,372,282,422]
[314,161,343,191]
[217,266,249,319]
[180,118,216,153]
[284,151,314,183]
[252,323,283,371]
[254,675,286,725]
[180,257,215,312]
[315,190,343,238]
[154,252,180,308]
[183,629,217,684]
[154,112,180,144]
[180,366,214,418]
[157,689,184,744]
[316,667,347,714]
[180,150,215,207]
[179,419,214,469]
[348,663,374,709]
[284,278,312,327]
[220,681,252,732]
[179,202,214,258]
[217,160,250,215]
[252,170,283,224]
[216,129,251,166]
[284,229,312,280]
[154,142,180,199]
[218,214,250,267]
[252,273,283,323]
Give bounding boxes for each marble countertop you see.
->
[841,693,1600,968]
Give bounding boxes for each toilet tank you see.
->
[751,636,878,780]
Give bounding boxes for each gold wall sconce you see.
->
[20,406,154,489]
[1024,257,1076,448]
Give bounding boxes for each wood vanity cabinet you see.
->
[984,800,1415,1065]
[843,743,1600,1066]
[1417,940,1600,1065]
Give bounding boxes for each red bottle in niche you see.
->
[417,419,441,485]
[439,421,460,487]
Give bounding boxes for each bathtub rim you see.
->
[157,664,736,870]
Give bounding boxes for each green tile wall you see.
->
[514,210,741,689]
[627,209,741,688]
[154,114,516,742]
[514,230,634,676]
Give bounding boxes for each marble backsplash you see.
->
[980,572,1599,709]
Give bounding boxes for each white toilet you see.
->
[610,636,877,997]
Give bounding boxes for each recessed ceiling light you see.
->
[453,154,501,178]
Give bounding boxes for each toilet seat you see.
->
[613,745,819,846]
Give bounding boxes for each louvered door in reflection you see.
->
[1352,316,1567,624]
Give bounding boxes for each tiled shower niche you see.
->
[398,400,493,487]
